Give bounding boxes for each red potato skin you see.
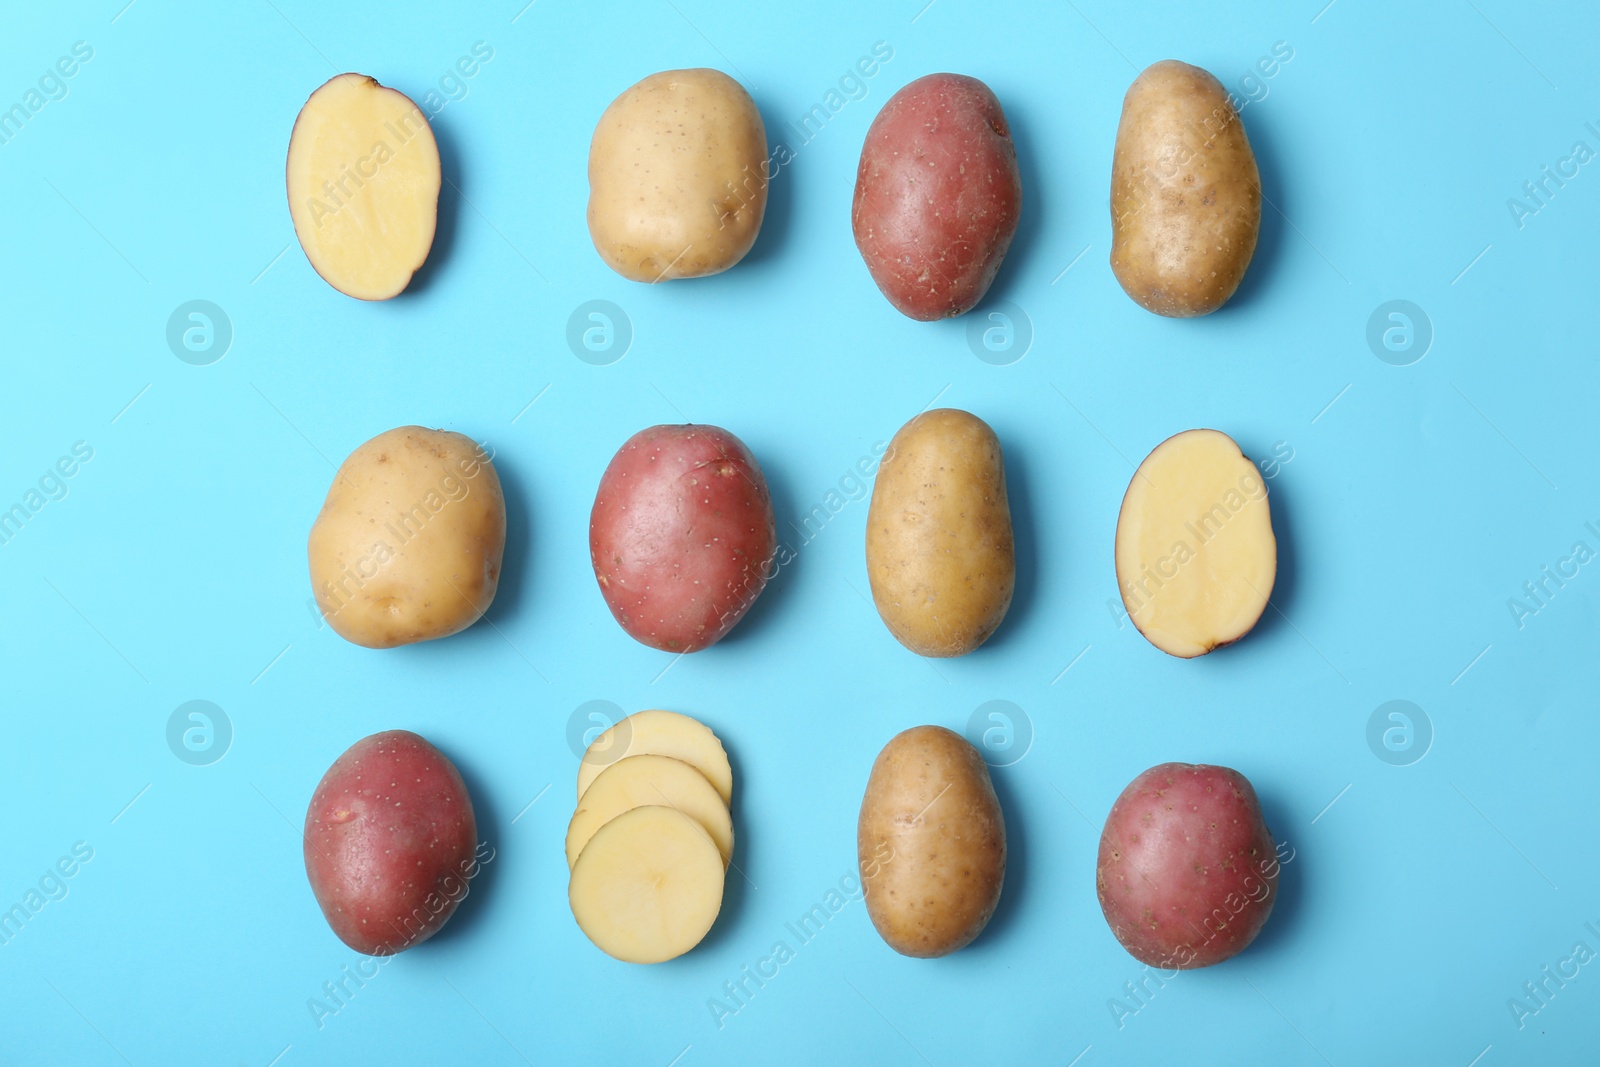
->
[852,73,1022,320]
[1097,762,1278,969]
[590,424,777,652]
[304,731,479,955]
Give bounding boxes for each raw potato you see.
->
[1109,60,1261,317]
[1115,429,1275,658]
[576,710,732,806]
[852,73,1022,320]
[287,74,440,300]
[866,409,1014,657]
[1097,762,1279,968]
[590,425,776,652]
[566,754,733,869]
[569,805,725,964]
[858,726,1005,957]
[309,426,505,649]
[303,730,480,955]
[587,68,768,282]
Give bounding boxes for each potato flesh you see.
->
[568,806,725,964]
[1115,429,1275,658]
[587,68,767,282]
[566,755,732,869]
[287,74,440,300]
[576,710,732,806]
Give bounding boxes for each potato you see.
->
[1109,60,1261,317]
[566,754,733,869]
[309,426,505,649]
[852,73,1022,320]
[1097,762,1279,968]
[590,425,776,652]
[858,726,1006,957]
[587,68,767,282]
[865,409,1014,657]
[576,709,733,806]
[1115,429,1275,658]
[569,805,725,963]
[287,74,440,300]
[303,730,479,955]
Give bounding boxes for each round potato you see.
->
[852,73,1022,319]
[865,409,1014,657]
[858,726,1006,957]
[590,425,776,652]
[309,426,505,649]
[1109,60,1261,317]
[1097,762,1279,969]
[303,730,480,955]
[587,68,768,282]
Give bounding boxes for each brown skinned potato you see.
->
[865,409,1014,657]
[858,726,1006,957]
[1110,60,1261,317]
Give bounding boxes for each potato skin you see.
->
[1109,60,1261,317]
[587,68,768,282]
[866,409,1014,657]
[303,731,480,955]
[590,424,776,652]
[852,73,1022,320]
[858,726,1006,957]
[308,427,505,649]
[1097,762,1279,969]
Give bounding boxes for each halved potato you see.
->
[287,73,440,300]
[576,710,732,806]
[566,755,733,869]
[1115,429,1276,658]
[568,805,725,963]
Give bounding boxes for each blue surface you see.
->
[2,1,1597,1064]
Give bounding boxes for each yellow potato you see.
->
[858,726,1006,958]
[565,754,733,870]
[308,426,505,648]
[587,68,767,282]
[576,710,732,806]
[865,409,1014,657]
[1115,429,1276,658]
[1109,60,1261,317]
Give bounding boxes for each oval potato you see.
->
[1109,60,1261,317]
[852,73,1022,320]
[865,409,1014,657]
[858,726,1006,957]
[587,68,768,282]
[309,426,505,649]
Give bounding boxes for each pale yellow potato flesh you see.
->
[587,68,767,282]
[1115,429,1276,658]
[566,755,733,870]
[577,710,732,806]
[568,805,725,964]
[865,409,1015,657]
[308,426,504,648]
[287,73,440,300]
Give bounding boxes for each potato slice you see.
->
[577,710,732,806]
[1115,429,1276,658]
[286,73,440,300]
[568,806,724,963]
[566,755,733,870]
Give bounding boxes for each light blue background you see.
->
[2,0,1596,1064]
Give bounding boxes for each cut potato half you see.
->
[286,73,440,300]
[577,710,732,806]
[568,805,725,963]
[566,755,733,870]
[1115,429,1276,658]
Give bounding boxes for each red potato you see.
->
[1097,762,1278,969]
[590,425,777,652]
[852,73,1022,320]
[304,731,479,955]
